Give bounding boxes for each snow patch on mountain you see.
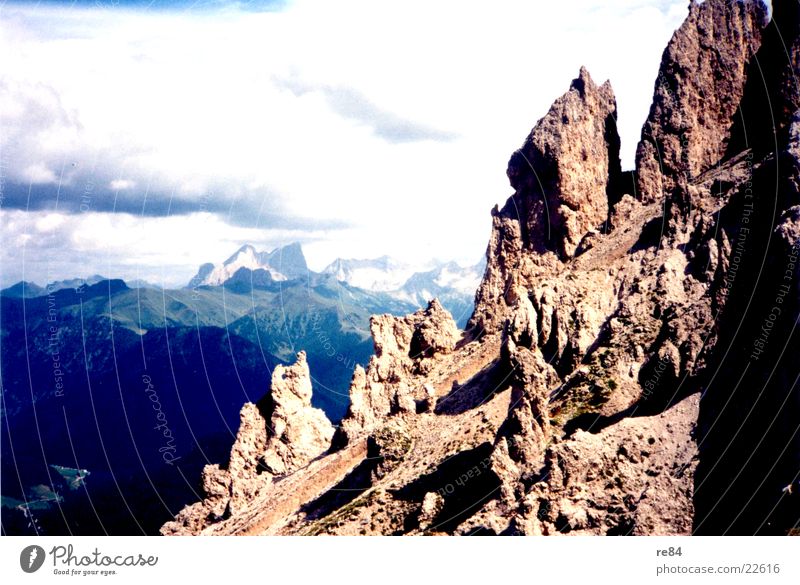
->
[321,256,420,292]
[188,243,309,287]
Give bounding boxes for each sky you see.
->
[0,0,690,288]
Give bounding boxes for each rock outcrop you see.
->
[519,395,699,535]
[635,0,767,203]
[161,352,332,535]
[260,352,335,475]
[470,67,620,334]
[507,66,620,258]
[335,298,459,445]
[691,9,800,529]
[164,0,799,536]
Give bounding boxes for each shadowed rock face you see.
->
[469,67,621,334]
[507,66,621,259]
[164,0,799,536]
[635,0,767,203]
[692,3,800,530]
[727,0,800,161]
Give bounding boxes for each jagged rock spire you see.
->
[335,299,460,446]
[635,0,768,203]
[507,66,620,259]
[161,351,333,534]
[470,67,620,334]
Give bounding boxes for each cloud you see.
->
[0,182,354,234]
[21,163,59,184]
[34,213,65,233]
[274,76,458,143]
[0,0,691,285]
[109,179,136,190]
[50,0,288,11]
[0,208,342,288]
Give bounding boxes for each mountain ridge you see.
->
[186,242,482,327]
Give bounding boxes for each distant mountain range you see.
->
[1,275,108,299]
[387,259,486,327]
[0,242,482,535]
[187,242,483,327]
[187,242,309,287]
[2,275,161,299]
[321,256,418,291]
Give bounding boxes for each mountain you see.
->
[1,266,417,534]
[322,256,418,291]
[323,256,484,328]
[125,278,162,290]
[164,0,800,537]
[188,242,309,287]
[188,244,483,328]
[1,275,106,298]
[186,262,215,288]
[0,281,45,298]
[49,274,107,291]
[393,259,485,327]
[258,241,309,279]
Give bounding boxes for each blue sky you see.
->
[0,0,690,287]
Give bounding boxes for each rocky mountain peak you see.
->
[187,242,309,287]
[321,255,415,291]
[635,0,768,203]
[161,351,332,535]
[470,66,621,333]
[570,65,599,98]
[262,242,308,279]
[228,244,257,262]
[505,65,619,259]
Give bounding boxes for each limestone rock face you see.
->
[491,328,559,502]
[160,352,332,535]
[336,299,460,444]
[226,402,271,514]
[635,0,767,202]
[507,66,620,259]
[467,202,530,335]
[470,68,619,333]
[519,395,699,535]
[410,299,460,360]
[261,352,335,475]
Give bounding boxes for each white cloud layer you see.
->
[0,208,339,287]
[0,0,689,287]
